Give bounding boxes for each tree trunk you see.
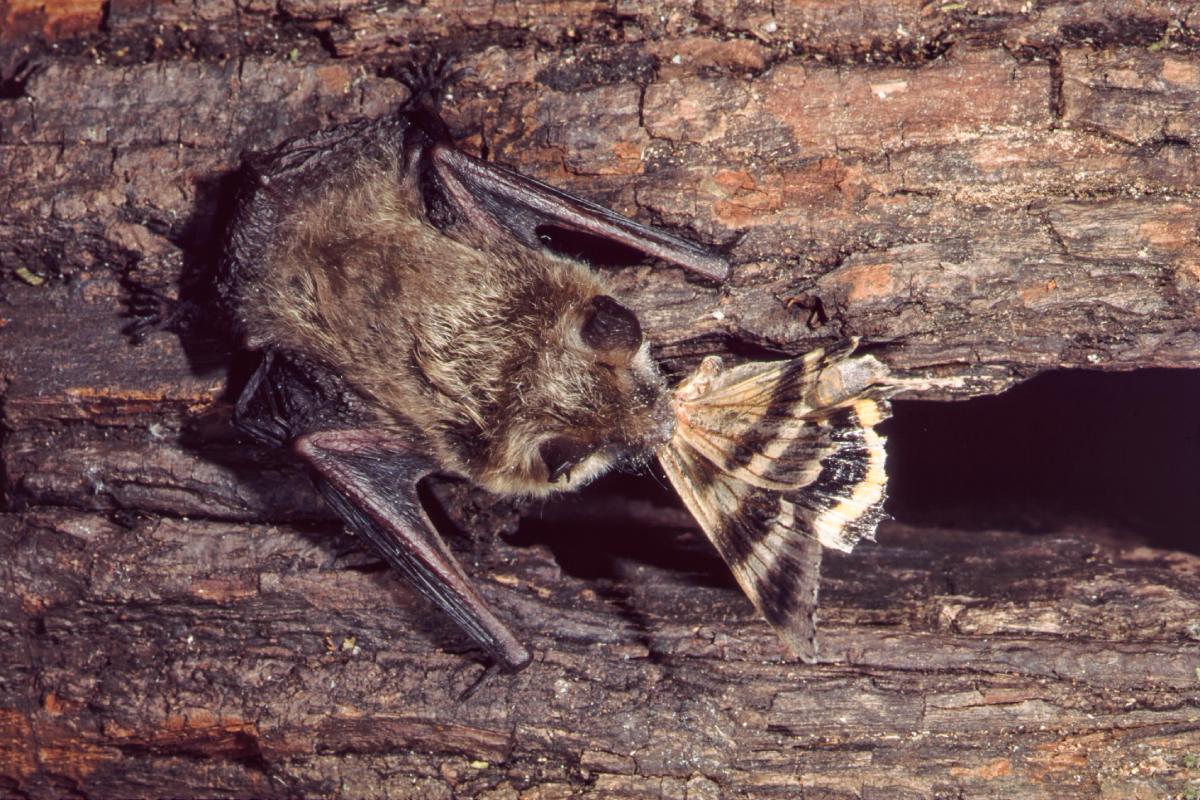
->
[2,2,1198,798]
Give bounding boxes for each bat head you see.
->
[459,253,673,497]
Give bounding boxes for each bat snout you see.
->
[646,394,677,450]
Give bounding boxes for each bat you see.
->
[214,64,892,672]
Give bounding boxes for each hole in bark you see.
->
[522,368,1200,569]
[885,368,1200,553]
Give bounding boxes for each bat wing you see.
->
[658,341,892,661]
[425,143,729,281]
[221,100,728,311]
[400,102,729,282]
[296,429,532,671]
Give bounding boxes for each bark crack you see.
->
[7,533,45,783]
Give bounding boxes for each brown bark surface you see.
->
[2,1,1199,798]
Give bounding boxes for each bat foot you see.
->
[319,540,368,571]
[392,54,469,112]
[119,277,203,344]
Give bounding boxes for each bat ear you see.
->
[581,295,642,355]
[539,436,592,483]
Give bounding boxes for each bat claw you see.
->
[118,281,173,343]
[319,541,366,571]
[118,275,207,344]
[393,54,467,110]
[457,660,504,702]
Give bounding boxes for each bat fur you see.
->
[232,148,672,496]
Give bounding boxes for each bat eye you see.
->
[539,436,592,484]
[581,295,642,354]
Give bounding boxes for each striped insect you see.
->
[659,340,892,660]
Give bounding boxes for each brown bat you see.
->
[216,68,891,672]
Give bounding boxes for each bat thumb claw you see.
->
[458,661,504,702]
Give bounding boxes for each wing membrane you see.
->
[296,429,531,671]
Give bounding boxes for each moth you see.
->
[660,342,892,661]
[214,70,892,672]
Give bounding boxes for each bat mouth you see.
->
[563,439,664,486]
[548,446,622,493]
[648,393,677,449]
[612,448,657,476]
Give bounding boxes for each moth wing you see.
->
[674,343,892,551]
[660,343,893,661]
[660,441,823,661]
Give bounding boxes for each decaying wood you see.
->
[4,509,1200,799]
[2,1,1199,797]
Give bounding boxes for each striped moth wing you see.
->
[657,340,892,661]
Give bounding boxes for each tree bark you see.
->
[2,1,1199,798]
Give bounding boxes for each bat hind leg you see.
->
[232,351,363,448]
